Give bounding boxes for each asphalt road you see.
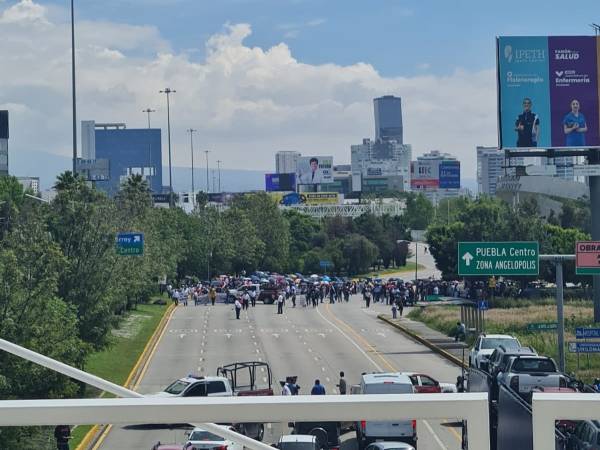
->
[97,297,462,450]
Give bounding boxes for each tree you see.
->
[342,234,379,275]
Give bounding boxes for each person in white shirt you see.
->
[277,293,285,315]
[234,299,242,320]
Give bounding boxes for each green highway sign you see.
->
[527,322,558,332]
[458,241,539,276]
[116,232,144,256]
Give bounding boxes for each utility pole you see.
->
[159,88,176,207]
[205,150,210,193]
[217,160,222,193]
[70,0,77,174]
[187,129,197,197]
[142,108,155,128]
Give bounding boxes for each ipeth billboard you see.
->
[497,36,600,149]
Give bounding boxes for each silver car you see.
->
[365,442,415,450]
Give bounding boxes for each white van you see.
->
[355,373,417,449]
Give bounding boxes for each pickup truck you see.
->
[153,361,273,441]
[497,355,567,399]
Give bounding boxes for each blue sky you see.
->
[43,0,600,77]
[2,0,600,187]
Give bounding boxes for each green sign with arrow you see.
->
[458,241,539,276]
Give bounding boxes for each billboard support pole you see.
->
[589,149,600,322]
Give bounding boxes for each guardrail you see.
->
[0,337,491,450]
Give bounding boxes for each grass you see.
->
[408,300,600,382]
[359,262,425,279]
[70,299,170,449]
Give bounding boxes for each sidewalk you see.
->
[378,311,470,368]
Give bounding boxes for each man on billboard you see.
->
[563,99,588,147]
[297,157,324,184]
[515,97,540,147]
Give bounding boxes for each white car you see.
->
[276,434,319,450]
[469,334,521,371]
[184,426,243,450]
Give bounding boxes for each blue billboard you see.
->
[439,161,460,189]
[265,173,296,192]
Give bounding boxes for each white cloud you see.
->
[0,0,497,182]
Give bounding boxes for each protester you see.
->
[234,298,242,320]
[311,379,326,395]
[337,371,347,395]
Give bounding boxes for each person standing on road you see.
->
[337,372,347,395]
[54,425,71,450]
[398,297,404,317]
[234,298,242,319]
[250,288,257,307]
[209,287,217,306]
[281,380,292,396]
[291,285,297,308]
[391,301,398,319]
[311,379,326,395]
[363,287,372,308]
[277,292,285,314]
[242,291,250,310]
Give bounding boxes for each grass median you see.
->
[408,299,598,381]
[359,262,425,278]
[71,299,170,448]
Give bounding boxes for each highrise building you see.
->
[80,121,162,196]
[17,177,40,194]
[374,95,403,143]
[275,151,301,174]
[477,146,506,196]
[411,150,461,205]
[0,111,8,176]
[351,138,412,192]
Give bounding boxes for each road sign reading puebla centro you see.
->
[527,322,558,332]
[458,241,539,276]
[116,232,144,256]
[576,241,600,275]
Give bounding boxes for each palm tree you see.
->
[117,174,152,214]
[121,174,151,196]
[54,171,86,192]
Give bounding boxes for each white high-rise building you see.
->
[411,150,461,205]
[476,147,506,196]
[17,177,40,194]
[275,151,301,174]
[351,138,412,192]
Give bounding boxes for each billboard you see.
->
[269,191,340,206]
[265,173,296,192]
[497,36,600,149]
[296,156,333,185]
[411,160,440,189]
[439,161,460,189]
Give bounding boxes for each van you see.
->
[355,373,417,449]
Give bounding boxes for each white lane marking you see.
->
[316,306,449,449]
[272,333,279,338]
[258,357,262,362]
[255,349,260,353]
[308,348,313,353]
[315,307,382,371]
[423,420,448,450]
[253,341,258,346]
[321,367,326,372]
[313,356,318,361]
[326,377,330,382]
[225,334,232,339]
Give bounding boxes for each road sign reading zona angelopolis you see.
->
[458,241,539,276]
[116,232,144,256]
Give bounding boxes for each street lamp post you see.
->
[142,108,155,129]
[217,160,222,193]
[159,88,176,207]
[70,0,77,174]
[187,129,197,198]
[205,150,210,193]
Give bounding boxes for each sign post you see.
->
[458,241,539,276]
[116,232,144,256]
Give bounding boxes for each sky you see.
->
[1,0,599,186]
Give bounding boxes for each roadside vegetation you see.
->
[409,301,599,381]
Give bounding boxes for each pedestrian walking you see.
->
[398,298,404,317]
[337,371,347,395]
[364,287,372,308]
[311,379,326,395]
[54,425,71,450]
[242,291,250,310]
[209,287,217,306]
[250,289,257,307]
[391,302,398,319]
[291,285,297,308]
[234,298,242,319]
[277,292,285,314]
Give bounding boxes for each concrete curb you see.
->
[377,314,468,369]
[76,302,177,450]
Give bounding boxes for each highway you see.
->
[97,294,462,450]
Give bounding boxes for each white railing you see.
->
[0,338,490,450]
[532,392,600,450]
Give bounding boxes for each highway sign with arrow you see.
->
[458,241,539,276]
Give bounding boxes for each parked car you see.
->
[402,372,457,393]
[567,420,600,449]
[469,334,521,371]
[365,442,415,450]
[184,426,243,450]
[497,355,567,399]
[275,434,320,450]
[289,422,341,450]
[354,373,417,449]
[488,346,538,377]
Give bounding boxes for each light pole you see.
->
[217,160,222,193]
[142,108,155,128]
[70,0,77,174]
[187,129,196,198]
[204,150,210,193]
[159,88,176,207]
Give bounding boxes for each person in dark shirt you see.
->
[54,425,71,450]
[311,379,326,395]
[515,97,540,147]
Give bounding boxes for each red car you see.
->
[403,372,457,393]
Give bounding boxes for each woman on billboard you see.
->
[563,99,588,147]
